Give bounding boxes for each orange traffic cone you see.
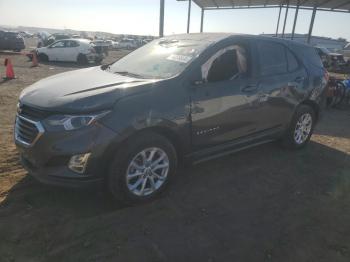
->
[31,52,39,67]
[3,58,15,80]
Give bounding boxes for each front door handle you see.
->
[241,85,258,93]
[288,76,305,87]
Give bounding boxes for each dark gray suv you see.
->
[15,34,327,203]
[0,31,25,52]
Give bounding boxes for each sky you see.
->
[0,0,349,40]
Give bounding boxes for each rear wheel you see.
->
[108,132,177,204]
[77,54,88,65]
[282,105,315,149]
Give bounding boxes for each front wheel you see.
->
[108,132,177,204]
[38,53,49,62]
[282,105,315,149]
[77,54,88,65]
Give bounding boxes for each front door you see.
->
[47,40,65,61]
[190,43,261,150]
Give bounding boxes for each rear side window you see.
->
[286,49,299,72]
[258,41,287,76]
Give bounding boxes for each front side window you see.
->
[258,41,287,76]
[50,41,65,48]
[107,39,209,79]
[66,41,79,47]
[202,45,248,83]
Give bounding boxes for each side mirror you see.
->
[190,69,206,87]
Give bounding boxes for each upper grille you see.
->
[15,115,44,147]
[19,104,52,121]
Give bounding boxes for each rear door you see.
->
[255,40,307,130]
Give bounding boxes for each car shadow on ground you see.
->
[1,140,350,261]
[314,108,350,139]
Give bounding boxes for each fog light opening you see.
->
[68,153,91,174]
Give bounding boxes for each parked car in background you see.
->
[315,46,347,69]
[339,43,350,58]
[116,38,138,49]
[37,33,71,48]
[16,34,327,203]
[36,39,103,64]
[112,41,119,49]
[0,31,25,52]
[92,39,111,55]
[19,31,33,38]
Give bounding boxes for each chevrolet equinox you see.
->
[15,34,327,203]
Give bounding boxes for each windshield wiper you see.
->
[114,71,148,79]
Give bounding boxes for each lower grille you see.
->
[15,115,44,147]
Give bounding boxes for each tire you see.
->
[282,105,315,149]
[108,132,177,204]
[77,54,88,65]
[38,53,48,62]
[332,81,346,107]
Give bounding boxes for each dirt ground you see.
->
[0,38,350,262]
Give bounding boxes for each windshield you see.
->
[107,39,208,79]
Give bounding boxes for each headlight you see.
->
[44,111,110,131]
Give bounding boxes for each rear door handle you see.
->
[241,85,258,93]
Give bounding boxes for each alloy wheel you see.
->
[294,113,313,145]
[126,147,169,196]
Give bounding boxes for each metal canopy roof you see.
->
[169,0,349,43]
[191,0,350,12]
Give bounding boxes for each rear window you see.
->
[257,41,288,76]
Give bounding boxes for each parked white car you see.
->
[117,38,138,49]
[36,39,103,64]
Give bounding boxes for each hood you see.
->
[19,66,158,113]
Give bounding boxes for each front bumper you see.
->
[16,122,119,189]
[21,155,103,188]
